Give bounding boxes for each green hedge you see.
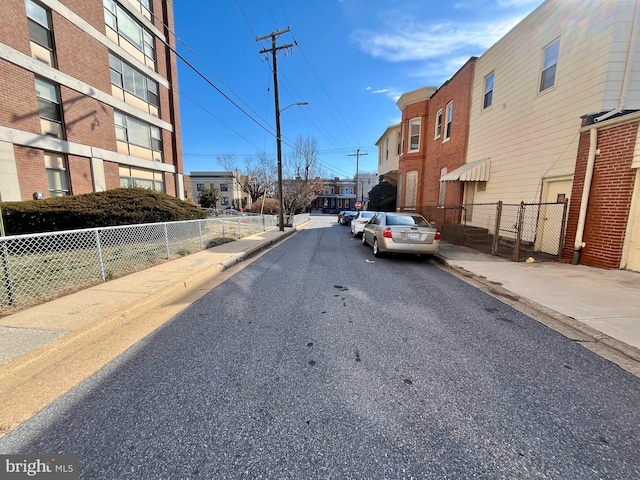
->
[0,188,206,236]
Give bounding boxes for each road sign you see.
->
[355,201,362,209]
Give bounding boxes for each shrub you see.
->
[0,188,207,235]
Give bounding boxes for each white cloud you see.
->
[352,15,526,62]
[370,88,388,94]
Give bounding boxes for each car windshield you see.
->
[359,212,375,218]
[386,215,430,227]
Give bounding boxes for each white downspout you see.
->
[572,127,598,264]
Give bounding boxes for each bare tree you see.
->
[217,154,276,204]
[282,136,325,214]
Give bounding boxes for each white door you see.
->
[537,178,572,255]
[625,172,640,272]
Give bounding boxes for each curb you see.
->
[432,254,640,372]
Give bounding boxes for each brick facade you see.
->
[562,120,639,268]
[0,0,184,202]
[423,59,475,207]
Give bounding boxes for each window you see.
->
[435,109,443,139]
[35,77,64,138]
[114,111,162,158]
[385,137,390,160]
[540,39,560,92]
[409,118,421,151]
[196,183,204,192]
[222,196,229,205]
[26,0,56,66]
[119,165,164,191]
[444,103,453,140]
[35,78,61,122]
[438,168,447,206]
[397,130,401,155]
[44,152,70,197]
[104,0,155,67]
[484,72,494,108]
[109,54,159,112]
[220,183,228,192]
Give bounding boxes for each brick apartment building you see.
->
[0,0,185,202]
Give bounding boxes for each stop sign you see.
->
[355,201,362,209]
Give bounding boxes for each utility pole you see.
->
[257,28,292,231]
[348,148,368,209]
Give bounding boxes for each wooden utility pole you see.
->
[348,148,368,207]
[257,28,292,231]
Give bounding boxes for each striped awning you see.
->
[440,159,491,182]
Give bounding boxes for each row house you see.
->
[188,171,249,208]
[0,0,185,202]
[381,0,640,271]
[310,177,356,213]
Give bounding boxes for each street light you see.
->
[276,101,308,231]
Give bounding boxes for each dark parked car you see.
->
[361,212,441,258]
[341,211,357,225]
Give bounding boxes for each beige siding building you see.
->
[464,0,640,212]
[375,124,401,186]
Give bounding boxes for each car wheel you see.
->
[361,233,367,245]
[373,238,383,257]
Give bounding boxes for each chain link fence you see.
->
[0,215,280,314]
[415,201,569,262]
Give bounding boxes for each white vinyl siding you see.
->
[466,0,640,208]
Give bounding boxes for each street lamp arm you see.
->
[280,101,308,113]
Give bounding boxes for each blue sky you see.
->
[173,0,544,179]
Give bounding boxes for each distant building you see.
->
[355,172,379,206]
[310,177,356,213]
[0,0,185,201]
[189,171,249,208]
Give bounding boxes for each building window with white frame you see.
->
[385,137,390,160]
[25,0,56,66]
[114,111,163,161]
[397,130,401,155]
[444,103,453,141]
[484,72,494,108]
[540,39,560,92]
[103,0,156,69]
[409,118,421,151]
[35,77,64,139]
[119,165,164,191]
[435,109,443,139]
[44,152,70,197]
[220,183,228,191]
[109,53,159,115]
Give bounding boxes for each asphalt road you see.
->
[1,216,639,479]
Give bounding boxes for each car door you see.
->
[365,213,382,244]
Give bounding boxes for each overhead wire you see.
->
[146,1,359,178]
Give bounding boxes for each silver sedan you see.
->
[361,212,441,258]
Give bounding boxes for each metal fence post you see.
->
[514,201,525,261]
[222,220,226,242]
[557,199,569,261]
[164,223,171,259]
[492,201,502,255]
[95,229,106,281]
[198,220,203,250]
[1,240,14,306]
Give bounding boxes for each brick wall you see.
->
[103,161,121,190]
[0,1,30,54]
[14,146,48,200]
[423,59,475,206]
[68,154,93,195]
[398,99,429,207]
[562,120,639,268]
[0,61,40,133]
[61,86,116,150]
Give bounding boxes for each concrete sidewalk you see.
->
[433,242,640,373]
